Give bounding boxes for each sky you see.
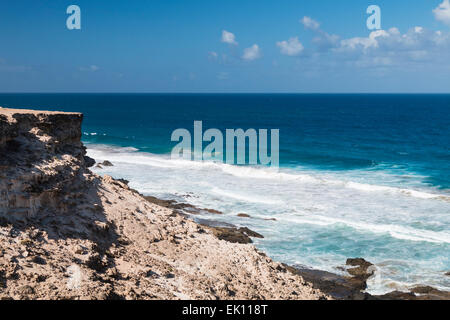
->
[1,0,450,93]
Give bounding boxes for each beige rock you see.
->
[0,107,328,300]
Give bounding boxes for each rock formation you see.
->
[0,107,327,300]
[0,108,95,218]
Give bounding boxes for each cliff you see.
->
[0,108,94,218]
[0,107,326,300]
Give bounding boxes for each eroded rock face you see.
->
[0,107,328,300]
[0,108,92,219]
[345,258,375,291]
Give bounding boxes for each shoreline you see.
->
[1,107,448,300]
[0,107,327,300]
[139,191,450,300]
[87,143,450,297]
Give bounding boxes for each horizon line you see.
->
[1,92,450,95]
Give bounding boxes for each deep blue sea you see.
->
[1,93,449,293]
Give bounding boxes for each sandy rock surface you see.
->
[0,107,328,300]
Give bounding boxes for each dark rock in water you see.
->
[194,218,234,228]
[238,227,263,239]
[288,258,450,300]
[84,156,95,168]
[201,208,222,215]
[345,258,374,291]
[208,227,252,244]
[346,257,373,269]
[143,195,222,215]
[143,196,198,216]
[95,164,103,169]
[144,196,177,207]
[445,272,450,276]
[264,218,277,221]
[412,286,435,294]
[374,287,450,300]
[101,160,113,166]
[237,213,251,218]
[203,226,264,244]
[376,291,417,300]
[410,286,450,300]
[286,265,375,300]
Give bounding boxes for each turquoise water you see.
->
[1,93,449,293]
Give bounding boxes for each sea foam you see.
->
[86,144,450,294]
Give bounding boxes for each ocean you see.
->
[1,93,449,294]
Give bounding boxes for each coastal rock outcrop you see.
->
[289,258,450,300]
[0,107,327,300]
[0,108,94,219]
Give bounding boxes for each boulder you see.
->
[237,213,251,218]
[101,160,114,166]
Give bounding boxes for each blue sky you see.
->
[1,0,450,93]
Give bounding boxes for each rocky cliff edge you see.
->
[0,107,326,300]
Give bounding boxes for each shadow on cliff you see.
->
[1,112,124,277]
[1,167,120,275]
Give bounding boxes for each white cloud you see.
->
[301,16,320,30]
[312,32,340,50]
[339,36,376,50]
[433,0,450,26]
[300,16,340,50]
[295,14,450,71]
[221,30,238,45]
[242,44,261,61]
[337,27,449,53]
[276,37,304,56]
[339,30,390,51]
[331,26,450,69]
